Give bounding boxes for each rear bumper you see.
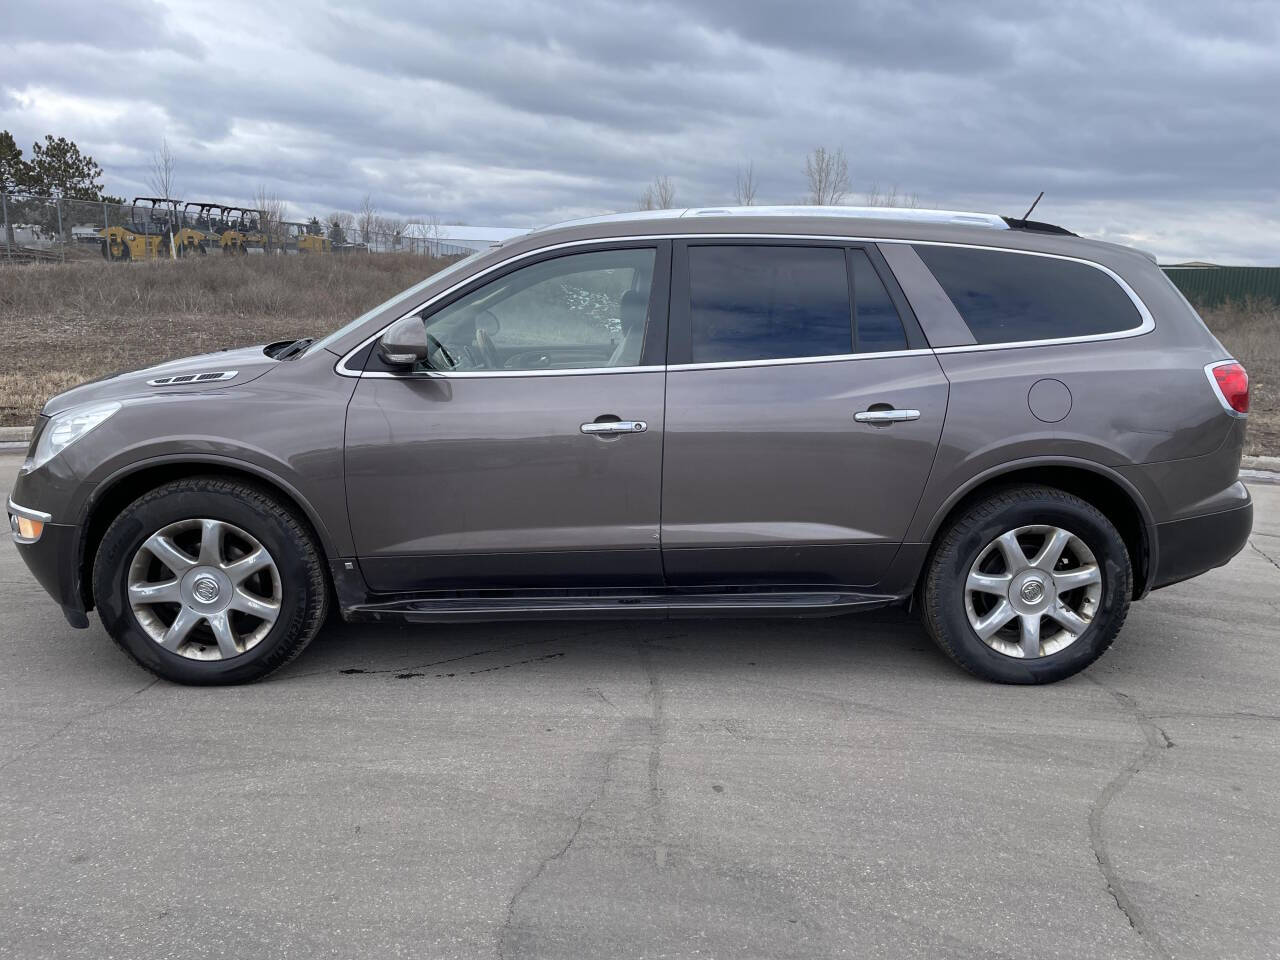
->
[1151,495,1253,590]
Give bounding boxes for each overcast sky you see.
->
[2,0,1277,262]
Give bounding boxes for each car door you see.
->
[660,240,948,589]
[345,242,670,593]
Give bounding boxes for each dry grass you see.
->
[0,258,1275,456]
[1199,299,1278,457]
[0,253,453,427]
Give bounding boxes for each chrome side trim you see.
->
[7,499,51,523]
[147,370,239,386]
[1204,359,1248,418]
[335,233,1156,378]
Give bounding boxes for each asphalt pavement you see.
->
[2,450,1277,960]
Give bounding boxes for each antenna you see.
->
[1021,191,1044,221]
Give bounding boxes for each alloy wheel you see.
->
[963,524,1102,659]
[126,518,281,661]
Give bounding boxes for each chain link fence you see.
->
[0,193,475,264]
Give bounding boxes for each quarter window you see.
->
[913,245,1142,345]
[850,250,907,352]
[419,248,656,371]
[687,245,852,363]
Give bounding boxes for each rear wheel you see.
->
[921,485,1131,684]
[93,478,328,685]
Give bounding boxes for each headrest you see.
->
[619,290,647,331]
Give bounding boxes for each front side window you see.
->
[419,248,656,371]
[687,245,852,363]
[913,245,1142,345]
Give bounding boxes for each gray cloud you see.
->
[0,0,1276,261]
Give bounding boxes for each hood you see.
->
[42,344,280,416]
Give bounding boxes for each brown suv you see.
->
[7,207,1252,685]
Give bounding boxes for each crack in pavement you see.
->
[496,635,669,959]
[1249,538,1280,573]
[1085,676,1176,960]
[497,746,620,960]
[0,677,159,776]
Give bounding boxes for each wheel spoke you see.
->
[973,599,1016,640]
[207,612,241,659]
[1018,613,1042,658]
[221,547,272,585]
[966,570,1012,595]
[161,606,202,650]
[1048,602,1091,636]
[1053,565,1101,591]
[198,519,226,566]
[129,579,181,605]
[994,531,1027,571]
[230,588,280,625]
[143,533,196,576]
[1032,527,1072,571]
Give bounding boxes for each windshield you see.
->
[305,251,485,355]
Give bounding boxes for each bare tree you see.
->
[733,162,758,206]
[356,193,378,245]
[254,184,285,252]
[406,214,443,255]
[146,138,178,199]
[803,146,850,206]
[865,184,921,208]
[639,175,676,210]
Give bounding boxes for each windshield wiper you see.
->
[274,337,314,360]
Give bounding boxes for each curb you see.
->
[0,426,32,442]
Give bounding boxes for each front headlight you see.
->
[27,401,121,471]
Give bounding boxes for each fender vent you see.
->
[147,370,239,386]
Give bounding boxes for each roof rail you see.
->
[1001,216,1076,236]
[536,206,1012,233]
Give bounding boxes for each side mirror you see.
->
[377,316,430,367]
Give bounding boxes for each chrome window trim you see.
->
[667,348,933,372]
[335,233,1155,379]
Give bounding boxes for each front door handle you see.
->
[581,419,648,435]
[854,408,921,424]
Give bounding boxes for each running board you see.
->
[345,590,899,623]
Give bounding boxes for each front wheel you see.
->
[93,478,328,685]
[921,485,1131,684]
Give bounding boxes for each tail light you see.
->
[1205,360,1249,416]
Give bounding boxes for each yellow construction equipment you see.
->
[99,198,183,261]
[284,220,330,254]
[217,207,267,254]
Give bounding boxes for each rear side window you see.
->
[850,249,907,352]
[688,245,851,362]
[913,245,1142,345]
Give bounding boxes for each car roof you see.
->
[512,205,1150,265]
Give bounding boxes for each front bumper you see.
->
[1152,495,1253,591]
[7,500,89,628]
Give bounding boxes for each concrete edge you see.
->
[0,426,32,442]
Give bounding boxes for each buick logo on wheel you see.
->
[193,576,221,603]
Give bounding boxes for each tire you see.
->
[921,485,1131,684]
[92,477,328,685]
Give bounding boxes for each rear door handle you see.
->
[581,420,648,435]
[854,408,921,424]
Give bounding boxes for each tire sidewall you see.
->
[931,495,1130,683]
[94,484,322,685]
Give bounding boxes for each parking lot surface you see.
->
[2,451,1278,960]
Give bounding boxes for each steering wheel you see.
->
[474,327,502,369]
[425,333,458,370]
